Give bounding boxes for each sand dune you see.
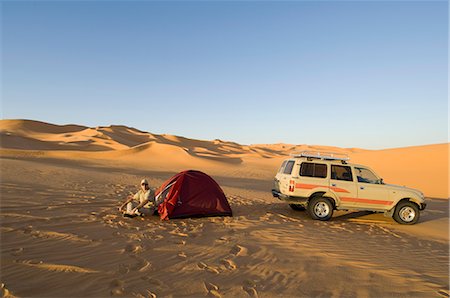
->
[0,119,449,297]
[0,119,448,198]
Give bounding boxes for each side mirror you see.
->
[379,178,384,184]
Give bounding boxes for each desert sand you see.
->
[1,119,449,297]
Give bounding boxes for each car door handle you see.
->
[331,183,336,187]
[360,186,365,190]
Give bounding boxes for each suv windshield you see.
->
[355,167,380,184]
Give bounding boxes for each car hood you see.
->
[385,183,423,196]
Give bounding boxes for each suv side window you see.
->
[278,160,287,173]
[331,165,353,181]
[283,160,295,174]
[355,167,379,184]
[299,162,327,178]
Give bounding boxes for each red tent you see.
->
[156,170,233,220]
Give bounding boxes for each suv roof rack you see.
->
[290,151,350,162]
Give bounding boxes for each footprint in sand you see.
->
[178,252,187,259]
[173,239,186,245]
[130,256,151,272]
[216,236,230,243]
[204,282,219,291]
[243,280,258,298]
[117,264,130,275]
[204,282,221,298]
[169,230,189,237]
[109,278,125,295]
[141,277,165,292]
[1,283,17,298]
[230,245,248,257]
[124,243,143,254]
[438,289,450,297]
[220,258,237,270]
[22,225,34,234]
[208,290,221,298]
[150,234,164,241]
[126,234,142,241]
[110,279,124,288]
[11,247,23,256]
[197,262,220,274]
[110,287,124,296]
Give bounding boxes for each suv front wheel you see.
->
[393,201,420,225]
[308,197,334,221]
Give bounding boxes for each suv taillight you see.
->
[289,180,295,192]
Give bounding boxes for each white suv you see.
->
[271,151,426,224]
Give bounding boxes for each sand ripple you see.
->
[19,260,99,273]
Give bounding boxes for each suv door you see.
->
[355,167,392,210]
[330,165,358,208]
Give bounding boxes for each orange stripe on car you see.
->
[329,186,350,193]
[340,197,392,205]
[295,183,350,193]
[295,183,317,189]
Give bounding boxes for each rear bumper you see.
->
[271,189,308,204]
[271,189,285,199]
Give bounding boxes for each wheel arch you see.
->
[308,191,338,208]
[395,197,421,209]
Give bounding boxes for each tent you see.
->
[156,170,233,220]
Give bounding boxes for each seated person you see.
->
[119,179,155,217]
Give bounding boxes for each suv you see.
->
[271,151,426,224]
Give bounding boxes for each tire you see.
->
[393,201,420,225]
[308,197,334,221]
[289,204,306,211]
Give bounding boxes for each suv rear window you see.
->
[299,162,327,178]
[283,160,295,174]
[331,165,353,181]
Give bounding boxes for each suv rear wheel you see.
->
[393,201,420,225]
[289,204,306,211]
[308,197,333,221]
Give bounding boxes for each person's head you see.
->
[140,179,149,191]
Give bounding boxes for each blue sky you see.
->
[1,1,448,149]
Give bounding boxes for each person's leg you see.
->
[126,202,134,214]
[125,202,141,214]
[123,202,141,217]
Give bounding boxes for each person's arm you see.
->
[131,198,149,213]
[118,195,134,211]
[131,189,154,213]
